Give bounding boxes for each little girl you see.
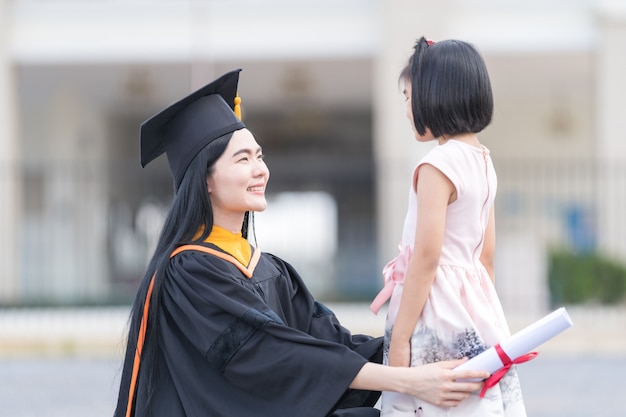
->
[371,38,527,416]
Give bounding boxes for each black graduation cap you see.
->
[140,68,246,188]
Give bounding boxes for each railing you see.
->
[1,157,625,307]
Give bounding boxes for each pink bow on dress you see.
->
[369,245,413,314]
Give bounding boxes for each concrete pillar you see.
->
[373,1,451,265]
[40,90,109,303]
[595,5,626,261]
[0,0,21,303]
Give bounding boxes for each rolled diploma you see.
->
[455,307,573,380]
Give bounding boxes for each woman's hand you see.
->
[350,358,488,408]
[404,358,488,408]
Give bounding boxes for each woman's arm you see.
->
[350,359,488,408]
[480,206,496,284]
[388,164,455,367]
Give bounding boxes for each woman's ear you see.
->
[206,177,212,193]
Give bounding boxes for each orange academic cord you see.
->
[124,244,260,417]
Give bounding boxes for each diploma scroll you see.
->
[455,307,573,381]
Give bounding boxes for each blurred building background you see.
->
[0,0,625,322]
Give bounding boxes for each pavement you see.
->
[0,304,624,416]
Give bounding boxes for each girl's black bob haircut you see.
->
[403,37,494,138]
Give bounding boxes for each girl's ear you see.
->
[206,178,212,193]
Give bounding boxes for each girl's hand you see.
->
[388,339,411,367]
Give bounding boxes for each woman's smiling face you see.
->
[206,128,270,230]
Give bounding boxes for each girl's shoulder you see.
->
[419,141,457,166]
[421,140,487,164]
[416,141,478,190]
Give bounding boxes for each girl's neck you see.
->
[438,133,481,147]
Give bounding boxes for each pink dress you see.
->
[374,140,527,417]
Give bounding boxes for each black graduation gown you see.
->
[114,244,383,417]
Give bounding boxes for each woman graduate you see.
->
[113,69,488,417]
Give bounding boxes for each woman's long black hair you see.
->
[115,131,253,416]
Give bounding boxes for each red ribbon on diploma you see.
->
[479,344,538,398]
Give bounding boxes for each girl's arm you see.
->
[350,359,488,408]
[388,164,455,367]
[479,207,496,284]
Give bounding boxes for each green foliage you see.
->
[548,248,626,306]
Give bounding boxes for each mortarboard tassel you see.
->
[234,94,242,120]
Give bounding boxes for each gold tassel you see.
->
[234,94,242,120]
